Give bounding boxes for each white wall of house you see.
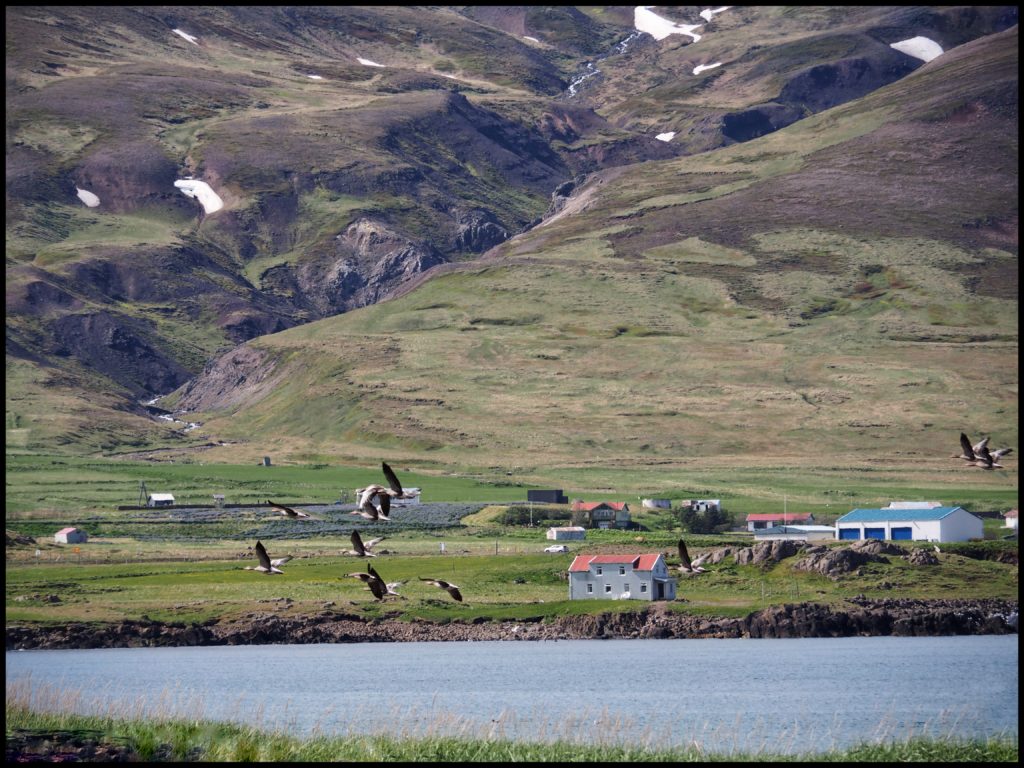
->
[1004,514,1018,530]
[569,557,676,601]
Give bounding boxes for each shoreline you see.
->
[6,597,1017,650]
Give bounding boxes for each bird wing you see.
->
[446,585,463,602]
[992,448,1013,460]
[367,563,383,583]
[972,435,991,453]
[255,541,272,571]
[677,539,693,570]
[351,530,367,556]
[364,537,385,549]
[367,578,387,600]
[691,551,711,568]
[270,556,292,567]
[976,444,995,466]
[378,494,391,517]
[959,433,976,460]
[382,462,404,495]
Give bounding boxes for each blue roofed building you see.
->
[835,506,983,543]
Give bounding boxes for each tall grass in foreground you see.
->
[6,678,1017,762]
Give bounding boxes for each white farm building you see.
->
[568,553,676,601]
[835,506,983,543]
[547,526,586,541]
[54,527,88,544]
[147,493,175,507]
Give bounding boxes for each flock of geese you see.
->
[953,433,1013,470]
[247,463,462,602]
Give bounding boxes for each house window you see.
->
[586,584,593,594]
[604,584,612,593]
[640,583,648,593]
[596,566,602,575]
[623,583,630,594]
[619,566,625,575]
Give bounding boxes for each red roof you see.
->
[746,513,813,522]
[1005,509,1018,518]
[56,527,77,535]
[571,501,628,512]
[568,554,661,572]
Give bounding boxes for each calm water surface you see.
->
[7,636,1017,754]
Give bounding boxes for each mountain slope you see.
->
[170,25,1018,474]
[4,6,1018,463]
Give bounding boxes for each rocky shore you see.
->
[6,597,1017,650]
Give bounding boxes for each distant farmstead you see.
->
[147,493,176,507]
[54,527,87,544]
[568,553,676,600]
[754,524,836,542]
[835,506,983,543]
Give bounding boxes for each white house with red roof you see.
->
[1003,509,1017,530]
[571,501,632,529]
[568,553,676,600]
[745,512,814,531]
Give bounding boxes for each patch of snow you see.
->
[75,187,100,207]
[172,29,199,46]
[655,132,676,142]
[524,36,540,43]
[174,178,223,214]
[357,57,385,68]
[306,74,324,80]
[890,36,943,63]
[634,6,702,42]
[693,62,722,75]
[699,7,730,23]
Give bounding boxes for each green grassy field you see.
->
[5,454,1017,518]
[5,696,1019,762]
[6,526,1017,627]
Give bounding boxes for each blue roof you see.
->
[836,506,965,523]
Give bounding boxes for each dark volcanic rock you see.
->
[6,599,1016,650]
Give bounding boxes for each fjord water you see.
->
[7,636,1017,754]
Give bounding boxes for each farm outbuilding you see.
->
[1004,509,1018,530]
[528,489,568,504]
[54,527,87,544]
[568,554,676,601]
[147,493,175,507]
[547,526,586,541]
[641,498,672,509]
[753,525,836,542]
[746,513,814,531]
[835,507,983,543]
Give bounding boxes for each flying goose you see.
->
[971,444,1004,470]
[419,577,463,602]
[244,540,285,574]
[267,499,311,519]
[952,433,978,462]
[353,462,417,520]
[677,539,707,573]
[347,563,387,600]
[343,530,384,558]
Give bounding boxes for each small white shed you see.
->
[547,526,586,541]
[836,506,983,543]
[54,527,88,544]
[1004,509,1018,530]
[147,493,175,507]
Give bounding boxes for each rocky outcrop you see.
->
[6,598,1016,650]
[733,539,805,565]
